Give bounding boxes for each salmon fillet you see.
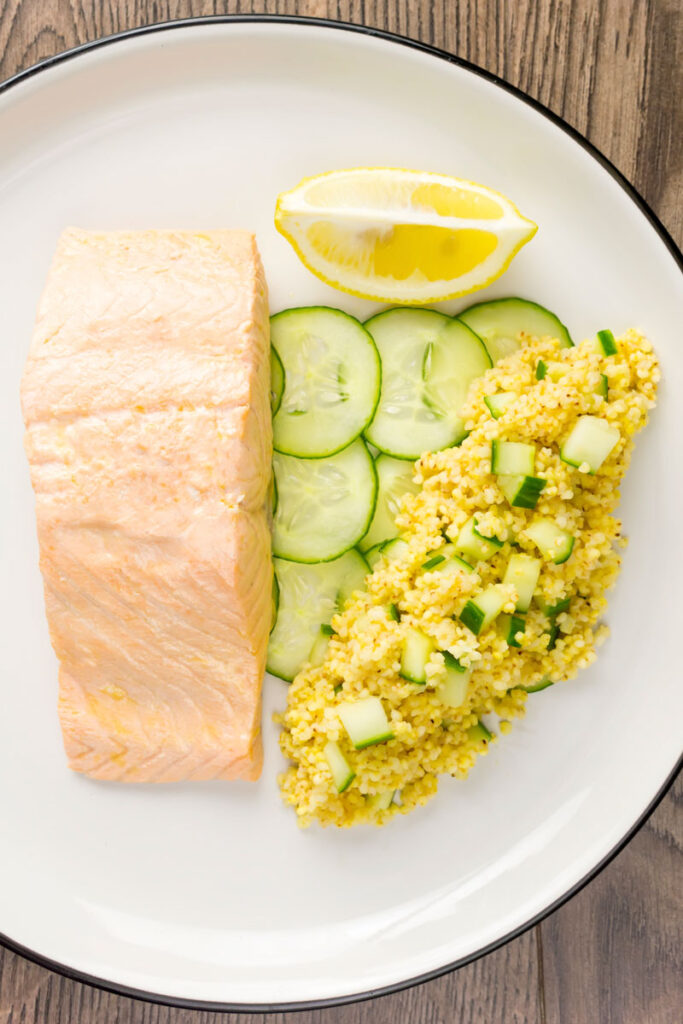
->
[21,229,271,781]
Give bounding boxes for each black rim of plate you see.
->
[0,13,681,1014]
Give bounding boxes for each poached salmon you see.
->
[21,229,271,781]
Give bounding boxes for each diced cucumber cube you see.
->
[499,613,525,647]
[491,440,536,476]
[455,516,503,563]
[387,603,401,622]
[323,740,355,793]
[467,720,493,744]
[503,553,541,612]
[560,415,620,473]
[460,584,509,635]
[308,626,332,668]
[524,677,554,693]
[436,651,471,707]
[535,594,571,616]
[525,519,575,564]
[498,473,546,509]
[422,553,447,570]
[338,697,394,749]
[590,329,618,356]
[597,374,609,400]
[367,790,394,812]
[484,392,518,419]
[400,627,435,684]
[546,622,560,651]
[545,361,567,382]
[535,360,547,380]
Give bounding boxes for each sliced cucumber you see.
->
[400,627,435,684]
[364,308,491,459]
[503,553,541,612]
[484,392,518,419]
[379,537,411,563]
[360,454,419,552]
[437,652,471,707]
[525,519,575,564]
[270,347,285,415]
[365,542,386,570]
[272,439,377,562]
[458,297,573,364]
[560,415,620,473]
[308,625,332,668]
[500,613,525,647]
[323,741,355,793]
[460,584,509,634]
[338,696,394,749]
[271,307,380,457]
[271,573,279,633]
[498,473,546,509]
[454,516,503,563]
[267,550,368,681]
[491,440,536,476]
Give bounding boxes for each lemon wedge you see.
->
[275,168,537,303]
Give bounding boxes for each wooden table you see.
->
[0,2,680,1021]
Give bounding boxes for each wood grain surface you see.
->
[0,2,681,1022]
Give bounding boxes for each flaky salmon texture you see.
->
[21,229,272,782]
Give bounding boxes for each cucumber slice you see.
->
[460,584,509,634]
[272,439,377,562]
[338,696,394,749]
[271,573,279,633]
[365,542,386,569]
[499,613,525,647]
[467,720,493,744]
[308,625,332,668]
[270,346,285,415]
[379,537,411,562]
[400,627,435,684]
[498,473,546,509]
[267,550,368,681]
[458,297,573,364]
[323,741,355,793]
[503,553,541,612]
[271,307,380,457]
[364,308,491,459]
[491,440,536,475]
[484,392,517,419]
[560,415,620,473]
[525,519,575,564]
[455,516,503,563]
[437,651,471,707]
[360,454,420,552]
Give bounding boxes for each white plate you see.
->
[0,17,681,1011]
